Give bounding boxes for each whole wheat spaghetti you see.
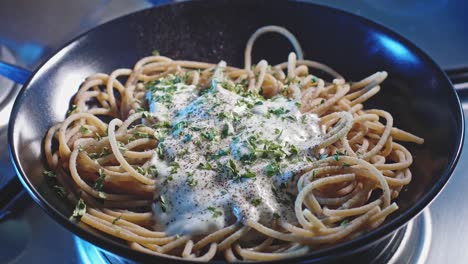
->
[43,26,423,262]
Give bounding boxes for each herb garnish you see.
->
[264,161,280,176]
[160,195,167,212]
[79,126,91,135]
[94,169,106,191]
[112,215,122,224]
[53,185,67,197]
[273,213,280,220]
[135,131,151,138]
[333,151,345,161]
[137,107,151,118]
[207,207,223,218]
[172,121,188,136]
[198,162,214,170]
[268,107,290,116]
[43,170,56,178]
[156,142,165,159]
[117,142,127,151]
[340,219,349,227]
[342,162,351,167]
[225,159,239,178]
[67,105,78,116]
[183,134,192,143]
[186,174,198,187]
[221,123,230,138]
[251,198,262,207]
[201,129,216,141]
[319,153,328,160]
[70,199,86,223]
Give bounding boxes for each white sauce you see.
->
[147,76,322,236]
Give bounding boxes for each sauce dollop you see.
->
[148,76,322,235]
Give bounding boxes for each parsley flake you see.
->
[186,174,198,187]
[43,170,56,178]
[251,198,262,207]
[70,199,86,223]
[264,162,280,177]
[207,207,223,218]
[159,195,167,212]
[112,215,122,224]
[94,169,106,191]
[79,126,91,135]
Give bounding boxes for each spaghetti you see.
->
[43,26,423,262]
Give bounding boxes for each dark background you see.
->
[0,0,467,70]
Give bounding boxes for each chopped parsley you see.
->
[94,169,106,191]
[264,161,280,177]
[137,107,151,118]
[319,153,328,160]
[186,174,197,187]
[240,169,256,179]
[135,131,151,138]
[53,185,66,198]
[172,121,188,136]
[207,207,223,218]
[198,162,214,170]
[112,215,122,224]
[183,134,192,143]
[147,165,158,177]
[251,198,262,207]
[201,129,216,141]
[312,170,317,179]
[67,104,78,116]
[136,166,146,175]
[288,144,299,155]
[225,159,239,178]
[117,142,127,151]
[190,126,201,131]
[70,199,86,223]
[268,107,290,116]
[170,162,179,174]
[159,195,167,212]
[43,170,56,178]
[333,151,345,161]
[340,219,349,227]
[210,149,229,160]
[79,126,91,135]
[100,147,110,157]
[221,123,230,138]
[153,121,171,129]
[156,142,165,159]
[95,132,103,141]
[163,175,174,185]
[88,152,100,159]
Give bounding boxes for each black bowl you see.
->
[8,0,463,263]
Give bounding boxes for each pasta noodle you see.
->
[43,26,423,262]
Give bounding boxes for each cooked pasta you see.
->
[43,25,423,262]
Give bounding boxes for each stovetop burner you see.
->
[0,45,20,189]
[72,210,431,264]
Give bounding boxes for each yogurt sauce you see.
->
[146,75,322,236]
